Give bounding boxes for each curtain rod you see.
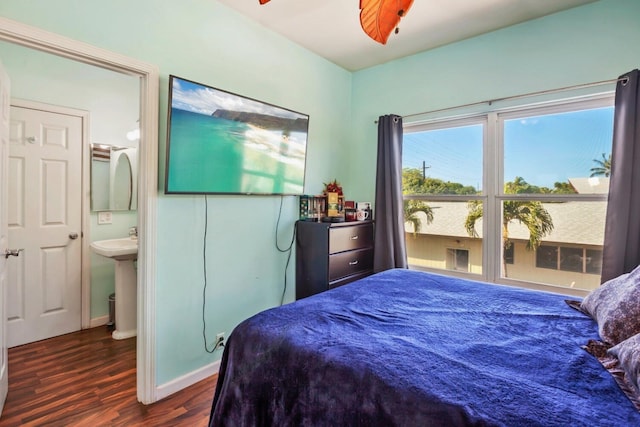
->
[375,76,629,124]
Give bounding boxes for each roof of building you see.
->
[568,177,610,194]
[407,200,607,246]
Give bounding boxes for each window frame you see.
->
[403,94,614,296]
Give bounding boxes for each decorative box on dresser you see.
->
[296,220,374,299]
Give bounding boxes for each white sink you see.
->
[90,237,138,261]
[90,237,138,340]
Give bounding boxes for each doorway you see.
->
[0,16,159,405]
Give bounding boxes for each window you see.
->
[503,244,514,265]
[536,245,558,270]
[447,249,469,272]
[560,247,583,272]
[586,249,603,274]
[403,119,485,274]
[536,245,603,275]
[403,96,613,292]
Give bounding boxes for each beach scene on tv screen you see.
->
[167,76,309,194]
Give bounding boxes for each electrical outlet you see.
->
[214,332,225,350]
[97,211,112,225]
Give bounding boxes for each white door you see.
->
[0,60,10,417]
[7,105,82,347]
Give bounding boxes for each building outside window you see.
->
[403,96,614,292]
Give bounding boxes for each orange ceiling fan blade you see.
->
[259,0,413,45]
[359,0,414,44]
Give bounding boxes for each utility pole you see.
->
[422,161,431,179]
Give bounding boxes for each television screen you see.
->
[165,75,309,195]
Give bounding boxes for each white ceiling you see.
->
[218,0,597,71]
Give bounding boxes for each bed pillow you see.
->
[608,333,640,393]
[580,264,640,345]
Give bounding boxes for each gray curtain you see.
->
[601,69,640,283]
[373,114,408,272]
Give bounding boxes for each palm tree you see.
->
[465,178,554,277]
[404,200,434,237]
[590,153,612,177]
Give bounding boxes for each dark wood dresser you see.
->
[295,220,374,299]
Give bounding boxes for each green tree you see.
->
[552,181,577,194]
[401,169,438,237]
[404,200,434,237]
[502,176,576,194]
[402,168,477,195]
[590,153,612,177]
[402,168,426,193]
[465,177,554,276]
[504,176,549,194]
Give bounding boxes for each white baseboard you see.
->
[89,315,109,328]
[87,314,220,403]
[156,360,221,401]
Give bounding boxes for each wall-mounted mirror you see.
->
[91,143,138,211]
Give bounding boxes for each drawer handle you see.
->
[349,260,359,266]
[350,235,359,240]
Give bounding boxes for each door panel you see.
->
[7,105,82,348]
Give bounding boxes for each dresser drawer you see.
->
[296,220,375,300]
[329,223,373,254]
[329,248,374,282]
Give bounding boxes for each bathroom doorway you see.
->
[0,17,159,406]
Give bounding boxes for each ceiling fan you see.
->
[258,0,415,45]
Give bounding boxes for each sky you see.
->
[170,76,307,120]
[402,106,614,190]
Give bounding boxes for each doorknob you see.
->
[69,232,79,240]
[4,249,24,259]
[26,136,37,144]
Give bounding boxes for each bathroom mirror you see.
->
[91,143,138,211]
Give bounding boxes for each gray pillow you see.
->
[581,265,640,345]
[608,333,640,392]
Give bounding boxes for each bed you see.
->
[208,268,640,426]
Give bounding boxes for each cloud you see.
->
[519,118,539,126]
[171,78,303,120]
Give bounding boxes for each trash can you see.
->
[108,293,116,329]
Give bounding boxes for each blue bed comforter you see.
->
[209,269,640,426]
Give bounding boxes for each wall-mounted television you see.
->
[165,75,309,195]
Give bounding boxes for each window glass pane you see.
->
[455,249,469,271]
[403,124,483,194]
[560,247,583,272]
[503,243,514,265]
[446,249,470,271]
[503,200,605,291]
[585,249,603,275]
[405,200,482,275]
[503,107,613,195]
[536,246,558,269]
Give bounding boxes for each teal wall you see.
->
[0,0,351,386]
[1,0,639,391]
[348,0,640,202]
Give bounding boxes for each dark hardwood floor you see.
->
[0,326,217,426]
